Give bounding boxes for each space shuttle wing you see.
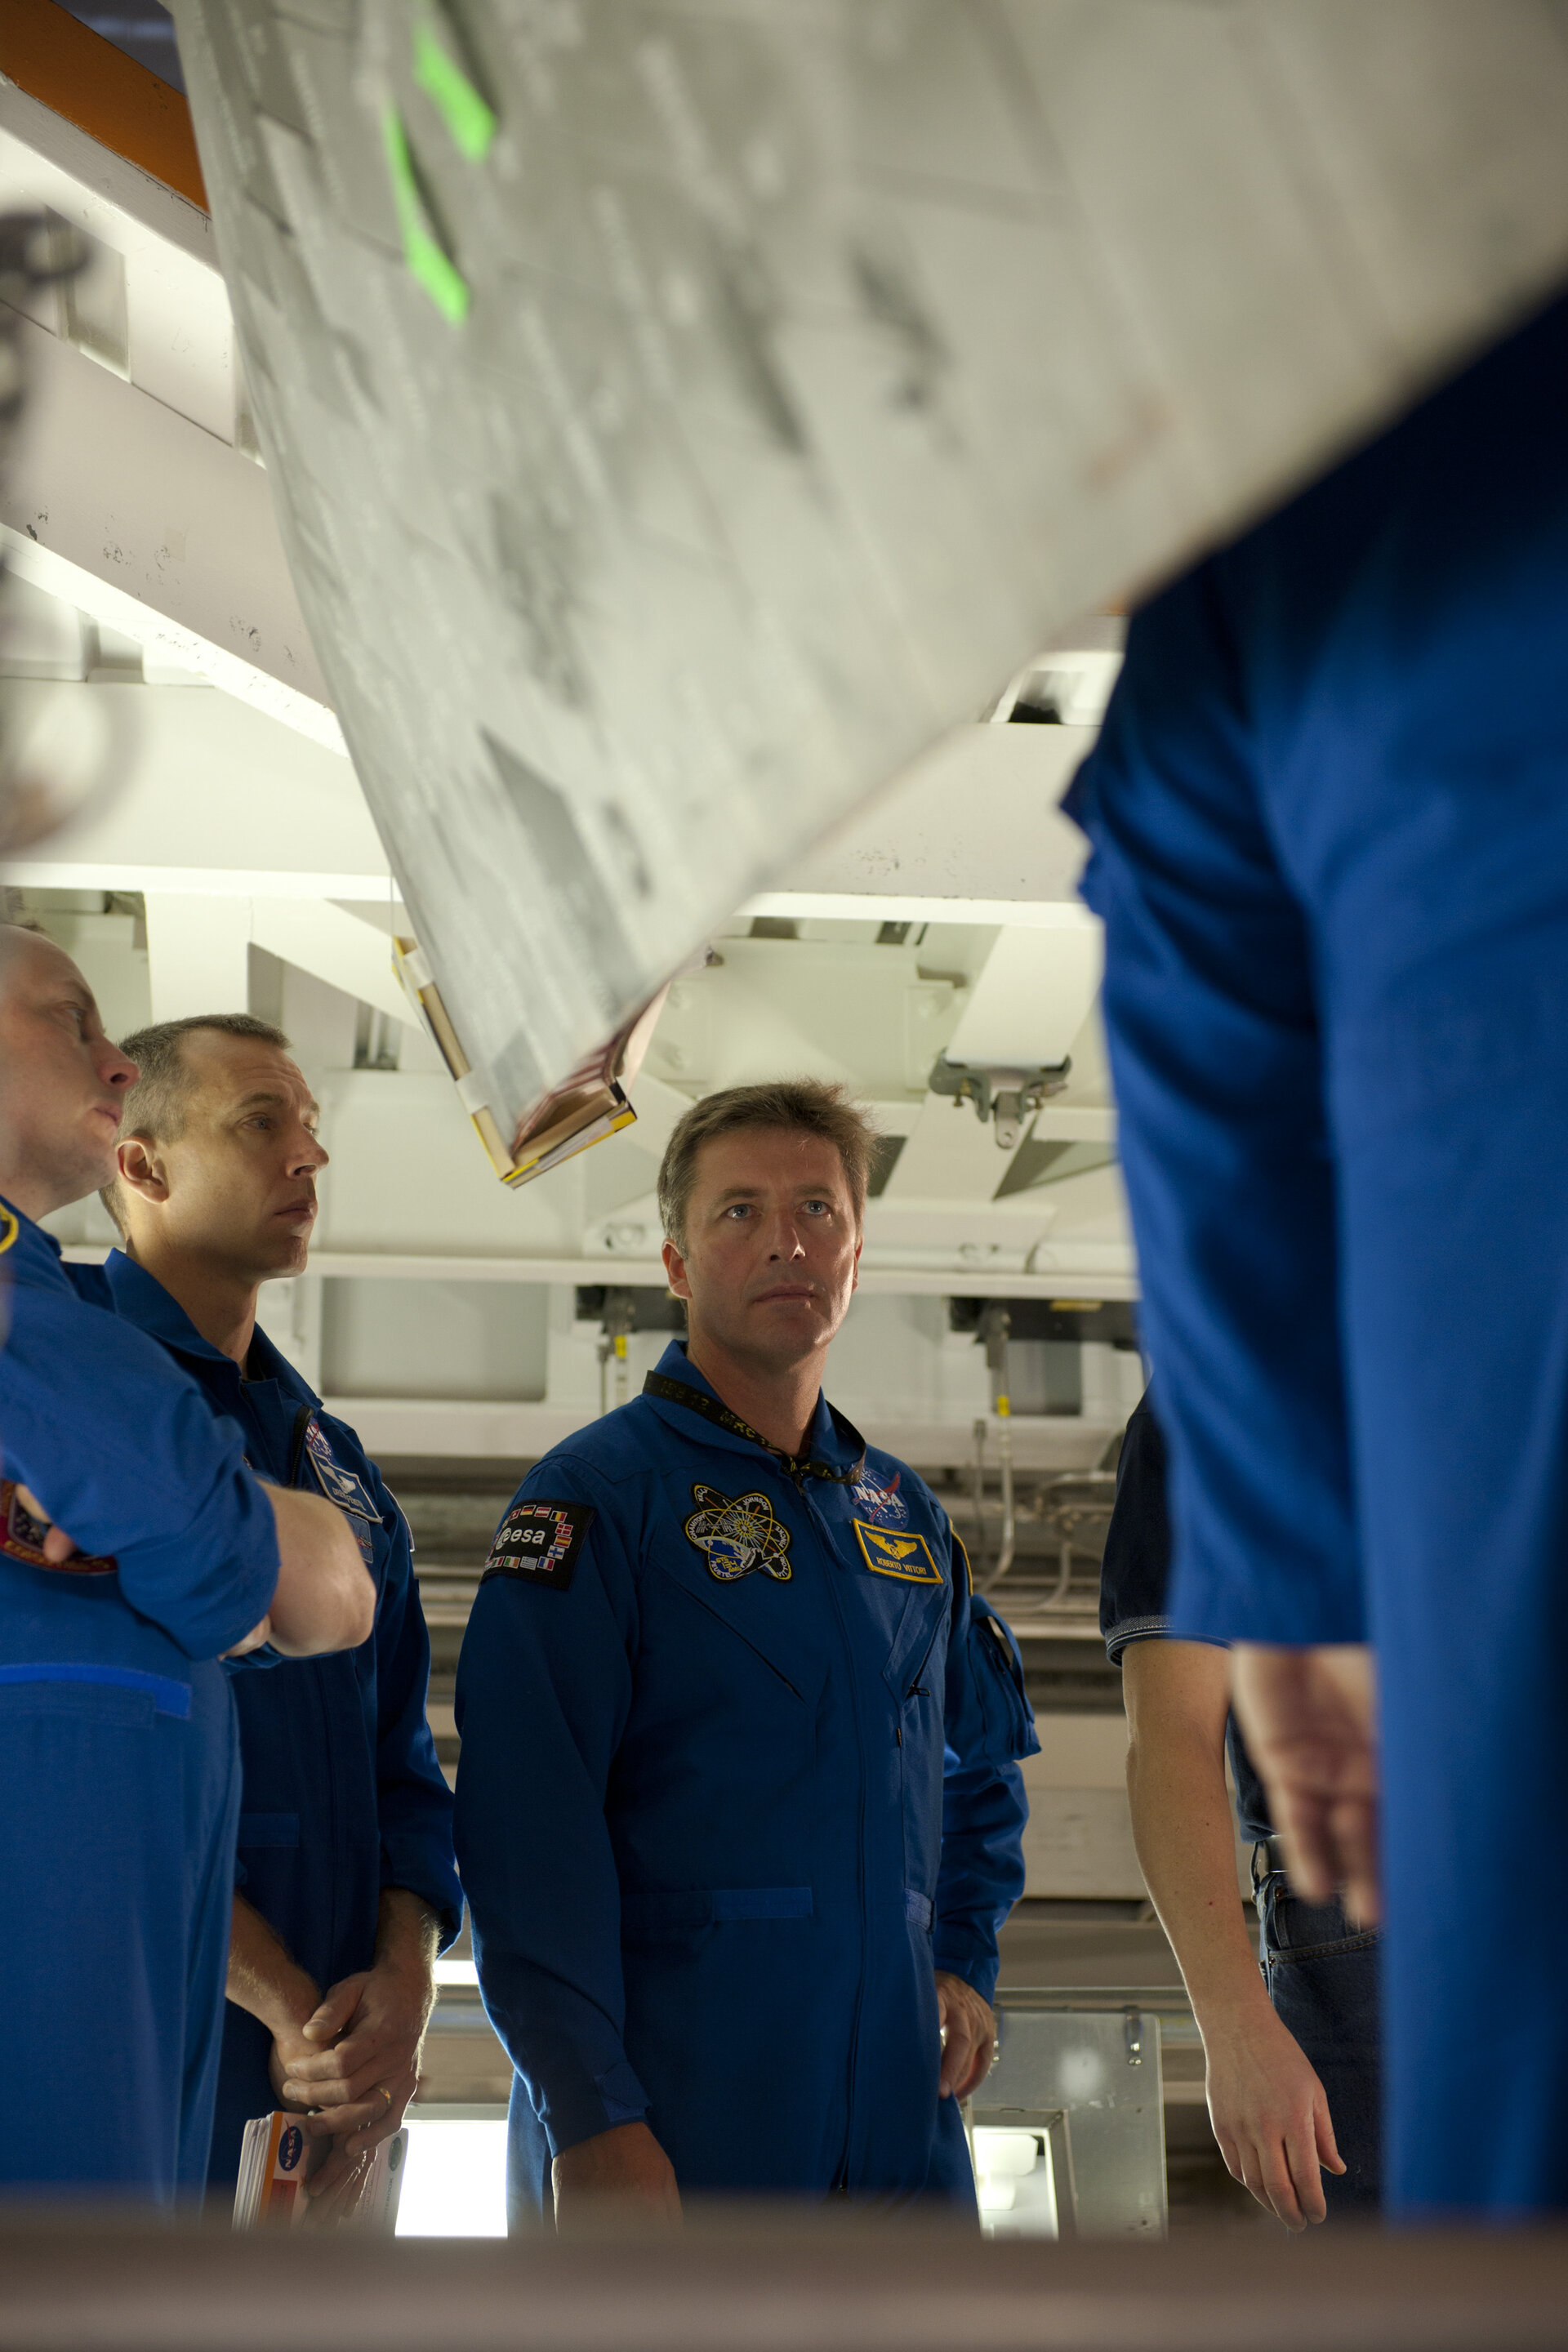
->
[174,0,1568,1162]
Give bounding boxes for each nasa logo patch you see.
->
[278,2125,304,2172]
[851,1468,909,1528]
[482,1499,594,1592]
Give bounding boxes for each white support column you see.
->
[144,893,252,1022]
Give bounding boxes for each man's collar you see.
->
[644,1340,865,1480]
[104,1249,235,1365]
[105,1251,316,1397]
[0,1198,67,1286]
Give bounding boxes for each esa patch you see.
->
[482,1499,594,1592]
[684,1486,793,1584]
[852,1521,942,1584]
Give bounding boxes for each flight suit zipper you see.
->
[805,1474,867,2196]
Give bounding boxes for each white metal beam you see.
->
[1,323,336,745]
[6,684,386,897]
[144,893,249,1021]
[60,1242,1138,1300]
[945,926,1105,1067]
[249,900,410,1027]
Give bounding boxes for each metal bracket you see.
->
[927,1054,1071,1149]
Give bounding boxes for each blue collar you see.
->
[104,1250,315,1405]
[0,1199,73,1293]
[643,1341,866,1483]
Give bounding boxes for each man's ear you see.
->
[661,1236,692,1301]
[115,1133,169,1206]
[850,1224,863,1293]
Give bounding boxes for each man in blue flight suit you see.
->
[1106,1388,1380,2225]
[0,926,375,2203]
[103,1011,461,2212]
[1065,286,1568,2215]
[457,1079,1038,2226]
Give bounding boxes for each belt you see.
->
[1250,1834,1290,1892]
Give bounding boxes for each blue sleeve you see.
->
[1066,568,1363,1645]
[453,1459,648,2158]
[0,1276,279,1658]
[1099,1389,1175,1660]
[368,1477,461,1945]
[933,1536,1038,2003]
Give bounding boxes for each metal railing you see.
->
[2,2208,1567,2352]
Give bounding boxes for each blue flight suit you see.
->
[1102,1391,1381,2212]
[103,1250,461,2185]
[1065,286,1568,2216]
[0,1203,278,2201]
[455,1341,1038,2225]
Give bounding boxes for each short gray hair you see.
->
[102,1013,290,1233]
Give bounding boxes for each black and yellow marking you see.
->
[852,1521,943,1584]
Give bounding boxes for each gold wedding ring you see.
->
[376,2084,393,2108]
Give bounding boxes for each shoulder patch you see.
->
[0,1480,117,1577]
[302,1415,379,1521]
[852,1521,943,1584]
[482,1499,594,1592]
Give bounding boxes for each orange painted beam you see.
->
[0,0,207,211]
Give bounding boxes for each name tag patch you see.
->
[853,1521,943,1584]
[483,1500,593,1592]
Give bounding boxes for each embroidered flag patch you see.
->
[852,1521,942,1584]
[482,1499,594,1592]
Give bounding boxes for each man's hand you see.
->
[222,1616,273,1659]
[935,1971,996,2102]
[551,2122,681,2229]
[1232,1644,1380,1922]
[15,1485,80,1565]
[1203,2002,1344,2229]
[278,1953,432,2202]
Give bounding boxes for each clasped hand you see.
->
[270,1958,432,2216]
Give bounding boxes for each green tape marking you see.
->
[413,21,497,163]
[381,106,470,324]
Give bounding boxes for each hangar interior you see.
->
[18,0,1539,2256]
[0,56,1217,2225]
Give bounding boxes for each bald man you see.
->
[0,925,373,2203]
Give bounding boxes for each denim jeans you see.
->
[1256,1873,1383,2215]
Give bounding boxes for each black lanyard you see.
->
[643,1371,866,1487]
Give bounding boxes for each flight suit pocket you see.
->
[967,1606,1040,1765]
[0,1681,154,1731]
[621,1886,813,1949]
[0,1662,189,1724]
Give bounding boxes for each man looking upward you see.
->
[105,1013,461,2212]
[457,1080,1039,2226]
[0,929,372,2203]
